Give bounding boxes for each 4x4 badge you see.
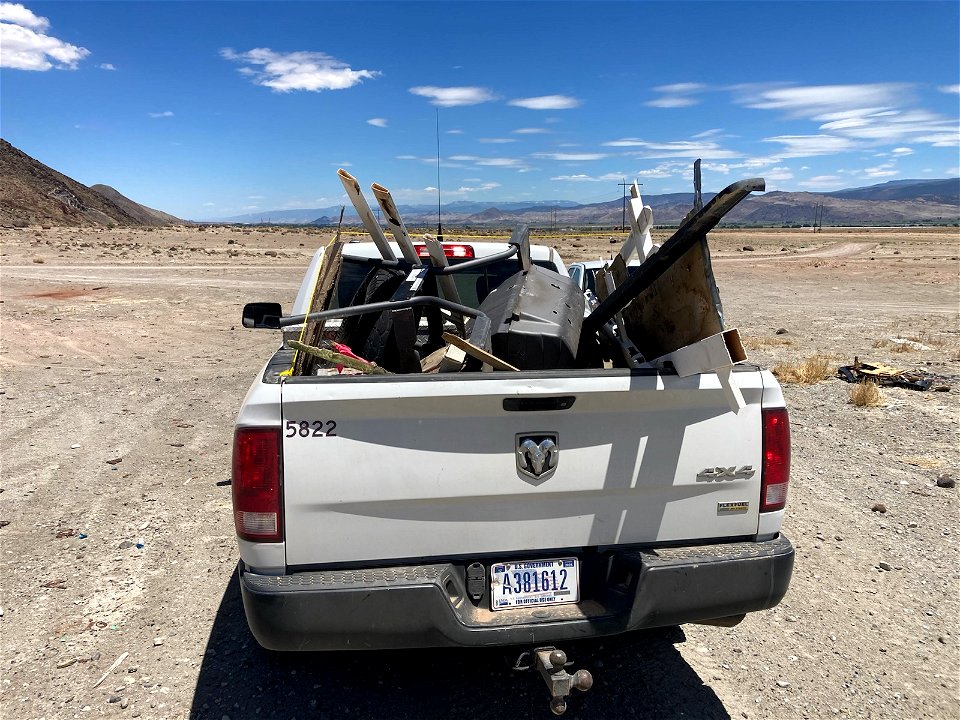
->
[517,433,559,484]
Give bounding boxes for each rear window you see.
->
[332,258,559,310]
[584,265,639,294]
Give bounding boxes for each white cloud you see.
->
[646,96,698,108]
[513,127,549,134]
[0,2,89,70]
[647,82,705,108]
[367,117,388,128]
[797,175,846,189]
[946,166,959,175]
[891,146,913,155]
[456,182,501,193]
[736,83,908,117]
[478,138,517,144]
[762,134,857,157]
[862,162,898,179]
[202,202,215,207]
[0,2,46,29]
[551,172,625,182]
[605,138,739,159]
[939,85,960,94]
[148,111,174,118]
[765,166,795,181]
[737,83,959,149]
[637,162,686,179]
[449,155,527,168]
[508,95,581,110]
[533,152,607,161]
[654,82,706,94]
[99,62,116,71]
[446,128,464,134]
[409,85,496,106]
[221,47,379,92]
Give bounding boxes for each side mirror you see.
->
[242,302,283,329]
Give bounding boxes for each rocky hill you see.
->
[89,184,182,226]
[0,139,182,227]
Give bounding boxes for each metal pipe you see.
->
[279,295,483,327]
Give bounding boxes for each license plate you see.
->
[489,558,579,611]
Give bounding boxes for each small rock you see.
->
[121,698,129,709]
[264,250,278,257]
[871,502,887,514]
[153,637,164,646]
[0,520,9,528]
[119,541,134,549]
[109,695,121,704]
[775,328,788,335]
[742,245,755,251]
[939,636,949,644]
[934,385,950,392]
[935,473,955,489]
[71,443,81,449]
[776,679,790,688]
[57,657,77,668]
[878,561,893,571]
[127,666,138,673]
[105,458,123,465]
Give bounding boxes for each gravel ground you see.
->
[0,225,957,719]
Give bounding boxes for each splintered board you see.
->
[292,239,344,377]
[621,236,725,361]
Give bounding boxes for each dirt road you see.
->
[1,226,957,719]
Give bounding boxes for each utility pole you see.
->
[618,179,630,231]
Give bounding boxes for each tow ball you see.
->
[514,646,593,715]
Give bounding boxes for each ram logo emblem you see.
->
[517,434,559,484]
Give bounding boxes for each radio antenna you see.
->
[436,108,443,241]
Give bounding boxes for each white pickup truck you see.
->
[231,236,794,669]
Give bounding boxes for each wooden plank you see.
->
[371,183,421,265]
[438,344,467,373]
[292,238,344,376]
[441,332,519,372]
[419,345,449,373]
[337,169,397,261]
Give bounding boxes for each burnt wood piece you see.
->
[293,239,344,376]
[582,178,764,337]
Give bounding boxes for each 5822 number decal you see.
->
[285,420,337,438]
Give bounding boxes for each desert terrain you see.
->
[0,224,957,719]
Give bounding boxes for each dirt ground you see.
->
[1,224,958,720]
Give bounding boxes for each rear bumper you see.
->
[239,534,794,651]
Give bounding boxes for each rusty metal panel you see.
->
[620,236,725,360]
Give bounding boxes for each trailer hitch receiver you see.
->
[532,647,593,715]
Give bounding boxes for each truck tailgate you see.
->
[280,371,765,566]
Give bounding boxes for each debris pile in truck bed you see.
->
[279,164,766,413]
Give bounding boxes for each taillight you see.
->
[413,243,475,259]
[760,408,791,512]
[232,427,283,542]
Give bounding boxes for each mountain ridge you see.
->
[216,177,959,227]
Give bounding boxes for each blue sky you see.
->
[2,1,958,220]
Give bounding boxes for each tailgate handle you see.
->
[503,396,576,412]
